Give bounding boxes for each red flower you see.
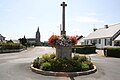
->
[70,36,78,45]
[48,35,78,47]
[48,35,59,47]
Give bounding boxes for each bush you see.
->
[40,62,52,71]
[72,55,80,60]
[74,45,93,47]
[83,61,94,69]
[40,54,50,63]
[78,56,88,62]
[50,58,63,71]
[81,63,90,71]
[51,58,82,72]
[0,42,23,50]
[33,58,40,68]
[104,48,120,58]
[72,45,96,54]
[50,53,56,59]
[33,54,94,72]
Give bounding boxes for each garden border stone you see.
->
[30,64,97,77]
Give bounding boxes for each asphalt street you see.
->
[0,47,120,80]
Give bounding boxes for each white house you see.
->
[77,37,85,45]
[0,34,5,42]
[84,23,120,48]
[114,35,120,46]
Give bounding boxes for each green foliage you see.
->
[19,37,27,46]
[33,54,93,72]
[40,54,50,63]
[50,57,82,72]
[7,40,13,43]
[81,63,90,71]
[40,62,52,71]
[84,61,94,69]
[50,53,56,59]
[72,45,96,54]
[72,55,80,60]
[33,59,40,68]
[78,56,88,62]
[0,42,23,50]
[104,48,120,58]
[74,45,93,47]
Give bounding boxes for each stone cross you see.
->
[61,2,67,36]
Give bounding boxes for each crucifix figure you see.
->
[61,2,67,36]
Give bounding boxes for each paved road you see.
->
[0,47,120,80]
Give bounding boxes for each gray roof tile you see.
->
[85,23,120,39]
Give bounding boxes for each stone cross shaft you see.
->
[61,2,67,35]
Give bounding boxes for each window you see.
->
[105,39,106,46]
[98,39,101,44]
[90,40,92,44]
[107,39,110,45]
[93,39,97,44]
[87,40,88,45]
[105,38,111,46]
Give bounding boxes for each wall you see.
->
[84,38,113,49]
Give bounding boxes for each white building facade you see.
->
[84,23,120,48]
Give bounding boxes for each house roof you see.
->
[0,34,5,38]
[115,35,120,41]
[78,37,85,42]
[77,35,83,40]
[84,23,120,40]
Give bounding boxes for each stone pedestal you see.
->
[56,46,72,59]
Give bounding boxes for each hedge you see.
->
[104,47,120,58]
[0,42,23,50]
[72,45,96,54]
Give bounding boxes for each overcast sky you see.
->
[0,0,120,41]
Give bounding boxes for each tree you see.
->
[19,36,27,46]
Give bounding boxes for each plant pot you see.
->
[56,46,72,59]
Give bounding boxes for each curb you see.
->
[30,64,97,77]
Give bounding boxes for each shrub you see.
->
[78,56,88,62]
[33,58,40,68]
[0,42,23,50]
[50,53,56,59]
[72,55,80,60]
[72,45,96,54]
[81,63,90,71]
[50,58,63,71]
[40,62,52,71]
[40,54,50,63]
[74,45,93,47]
[84,61,94,69]
[72,61,82,72]
[104,48,120,58]
[33,54,94,72]
[51,58,82,72]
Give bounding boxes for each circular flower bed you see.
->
[32,53,94,72]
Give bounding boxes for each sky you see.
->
[0,0,120,42]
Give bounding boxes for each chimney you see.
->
[104,25,108,29]
[93,28,97,31]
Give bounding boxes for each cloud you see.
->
[87,12,97,16]
[27,16,36,20]
[74,16,104,23]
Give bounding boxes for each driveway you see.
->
[0,47,120,80]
